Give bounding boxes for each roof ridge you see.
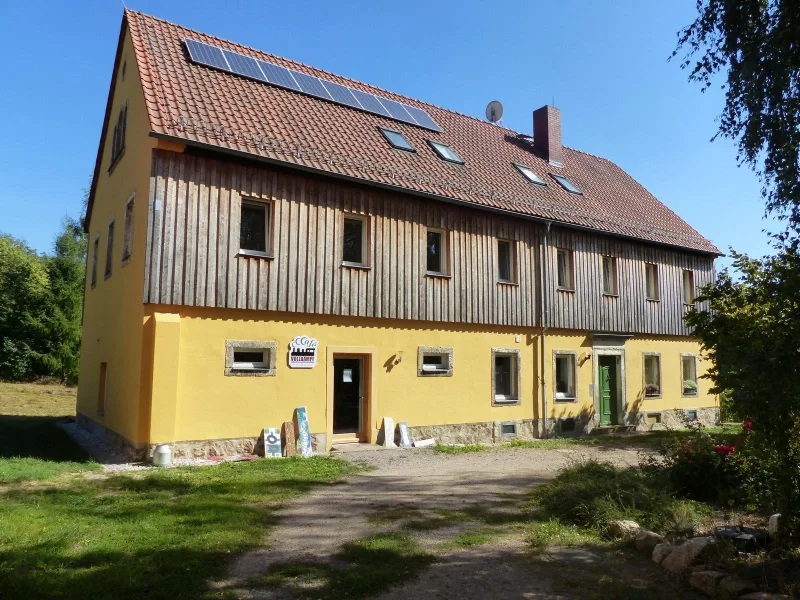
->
[127,9,530,136]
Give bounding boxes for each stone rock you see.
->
[661,536,716,573]
[689,571,726,596]
[768,514,781,537]
[740,594,790,600]
[652,542,675,565]
[718,576,758,600]
[609,520,641,539]
[634,529,665,554]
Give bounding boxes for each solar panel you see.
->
[257,61,301,91]
[185,39,229,71]
[349,89,390,117]
[323,81,362,109]
[403,105,441,132]
[184,38,442,132]
[290,70,333,100]
[379,97,416,124]
[222,50,266,81]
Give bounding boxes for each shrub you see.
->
[528,460,710,536]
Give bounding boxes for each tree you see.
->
[37,217,87,384]
[674,1,800,225]
[686,230,800,541]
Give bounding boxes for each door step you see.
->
[590,425,636,436]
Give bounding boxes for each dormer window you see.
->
[551,173,582,195]
[428,140,464,164]
[110,102,128,168]
[379,127,415,152]
[513,163,546,186]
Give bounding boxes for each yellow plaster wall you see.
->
[543,329,716,422]
[151,306,538,445]
[76,27,160,444]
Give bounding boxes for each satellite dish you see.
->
[485,100,504,123]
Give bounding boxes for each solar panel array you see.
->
[185,39,443,133]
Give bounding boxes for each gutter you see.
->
[540,221,552,439]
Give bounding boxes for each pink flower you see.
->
[742,420,753,430]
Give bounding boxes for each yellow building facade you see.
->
[77,14,720,459]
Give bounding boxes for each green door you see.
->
[598,357,619,426]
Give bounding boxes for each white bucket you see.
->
[152,444,172,467]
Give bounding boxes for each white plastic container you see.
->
[152,444,172,467]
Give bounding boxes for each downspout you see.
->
[540,221,552,439]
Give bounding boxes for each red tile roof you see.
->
[116,9,719,254]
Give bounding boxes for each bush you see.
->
[528,460,711,536]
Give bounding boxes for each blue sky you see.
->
[0,0,777,267]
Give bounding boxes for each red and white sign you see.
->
[288,336,318,369]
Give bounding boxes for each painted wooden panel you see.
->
[144,150,714,335]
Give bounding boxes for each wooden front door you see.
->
[598,356,619,426]
[333,357,366,442]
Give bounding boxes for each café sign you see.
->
[288,336,318,369]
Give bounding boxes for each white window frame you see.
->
[238,198,273,258]
[425,227,449,276]
[557,248,574,291]
[225,340,277,377]
[492,348,521,405]
[418,346,453,377]
[643,352,662,398]
[497,239,517,284]
[602,255,618,296]
[682,270,695,305]
[342,214,368,268]
[645,263,660,301]
[681,353,699,397]
[121,192,135,266]
[553,350,578,402]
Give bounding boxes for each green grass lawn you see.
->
[0,382,100,483]
[0,382,362,599]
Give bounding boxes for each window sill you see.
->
[497,280,519,287]
[602,293,619,298]
[492,397,520,407]
[684,303,696,308]
[558,287,575,293]
[237,249,273,259]
[419,370,453,377]
[425,272,452,279]
[554,398,578,403]
[224,367,277,377]
[342,262,371,270]
[682,393,699,398]
[646,298,660,303]
[108,148,125,175]
[645,394,662,400]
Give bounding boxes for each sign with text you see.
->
[288,336,318,369]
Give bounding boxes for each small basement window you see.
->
[428,140,464,164]
[550,173,582,194]
[225,340,277,376]
[418,346,453,377]
[513,163,546,186]
[379,127,415,152]
[500,422,518,438]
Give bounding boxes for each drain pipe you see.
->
[540,221,552,439]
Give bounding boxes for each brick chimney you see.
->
[533,105,563,167]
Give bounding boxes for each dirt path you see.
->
[223,445,698,600]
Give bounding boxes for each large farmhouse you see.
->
[78,10,721,458]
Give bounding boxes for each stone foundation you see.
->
[408,419,536,445]
[76,412,327,461]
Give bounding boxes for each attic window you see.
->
[379,128,415,152]
[428,140,464,164]
[551,173,582,195]
[513,163,546,186]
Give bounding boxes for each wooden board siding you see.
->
[144,150,539,327]
[143,150,714,335]
[544,228,714,336]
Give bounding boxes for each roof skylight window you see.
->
[551,173,582,194]
[513,163,546,186]
[379,127,415,152]
[427,140,464,164]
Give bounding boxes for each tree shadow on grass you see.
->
[0,415,91,462]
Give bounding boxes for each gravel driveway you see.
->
[222,444,698,600]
